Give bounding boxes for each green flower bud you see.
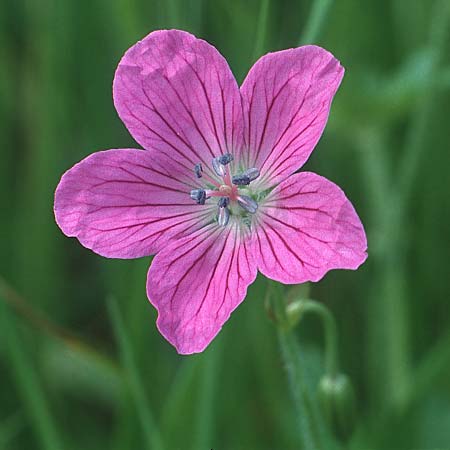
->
[318,373,356,441]
[285,300,306,329]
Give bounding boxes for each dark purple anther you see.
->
[217,204,230,226]
[218,153,233,165]
[190,189,206,205]
[218,197,230,208]
[237,195,258,214]
[245,167,260,181]
[212,157,226,177]
[232,167,260,186]
[232,174,251,186]
[194,163,203,178]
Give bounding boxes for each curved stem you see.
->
[289,299,339,377]
[271,284,331,450]
[277,327,322,450]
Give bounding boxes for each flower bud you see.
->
[318,373,356,441]
[285,300,306,329]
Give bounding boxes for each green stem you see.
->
[277,328,322,450]
[299,0,334,44]
[272,285,324,450]
[289,300,339,377]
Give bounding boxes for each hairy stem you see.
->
[271,284,327,450]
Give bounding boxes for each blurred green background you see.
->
[1,0,450,449]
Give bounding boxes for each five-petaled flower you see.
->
[54,30,367,354]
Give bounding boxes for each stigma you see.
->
[189,153,260,227]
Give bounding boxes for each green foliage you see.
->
[0,0,449,448]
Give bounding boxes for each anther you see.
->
[212,157,226,177]
[217,204,230,227]
[212,153,233,177]
[190,188,207,205]
[232,174,250,185]
[237,195,258,214]
[218,153,233,165]
[245,167,260,181]
[218,197,230,208]
[194,163,203,178]
[232,168,260,186]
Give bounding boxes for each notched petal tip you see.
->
[146,226,257,354]
[255,172,367,284]
[113,28,244,164]
[241,44,345,189]
[54,148,203,259]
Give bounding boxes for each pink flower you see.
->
[54,30,367,354]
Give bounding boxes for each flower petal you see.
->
[240,45,344,188]
[54,149,213,258]
[255,172,367,284]
[113,30,244,177]
[147,222,257,354]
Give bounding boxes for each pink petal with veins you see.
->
[113,29,244,177]
[147,223,257,354]
[54,149,213,258]
[255,172,367,284]
[240,45,344,189]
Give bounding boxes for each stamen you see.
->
[194,163,203,178]
[237,195,258,214]
[212,157,226,177]
[201,173,221,189]
[218,197,230,208]
[245,167,260,181]
[217,204,230,227]
[232,168,260,186]
[190,188,207,205]
[205,190,224,198]
[232,174,250,186]
[218,153,233,165]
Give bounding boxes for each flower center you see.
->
[189,153,260,227]
[219,184,232,196]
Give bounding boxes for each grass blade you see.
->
[299,0,334,44]
[253,0,270,60]
[192,342,223,450]
[0,302,63,450]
